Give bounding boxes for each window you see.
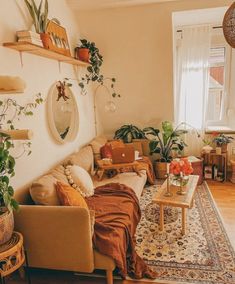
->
[206,45,230,127]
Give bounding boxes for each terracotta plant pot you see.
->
[75,47,89,62]
[154,161,168,179]
[221,144,228,153]
[0,209,14,245]
[40,33,51,49]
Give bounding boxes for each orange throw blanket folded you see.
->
[86,183,156,279]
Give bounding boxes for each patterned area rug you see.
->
[132,182,235,284]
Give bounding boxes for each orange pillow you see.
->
[56,182,88,209]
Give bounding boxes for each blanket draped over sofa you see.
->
[86,183,156,279]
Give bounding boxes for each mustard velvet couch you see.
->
[14,136,148,284]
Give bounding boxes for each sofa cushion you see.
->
[65,165,94,197]
[89,135,108,162]
[63,146,94,174]
[93,170,147,200]
[30,175,60,205]
[56,182,88,209]
[50,165,69,185]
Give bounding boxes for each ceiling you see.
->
[66,0,181,11]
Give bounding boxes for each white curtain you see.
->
[175,25,211,156]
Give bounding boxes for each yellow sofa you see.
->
[14,137,147,284]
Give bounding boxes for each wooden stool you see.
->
[230,160,235,183]
[0,232,30,284]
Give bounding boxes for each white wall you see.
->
[0,0,95,190]
[76,0,233,138]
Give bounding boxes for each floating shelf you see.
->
[3,42,90,67]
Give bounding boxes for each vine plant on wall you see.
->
[0,93,43,156]
[75,39,121,98]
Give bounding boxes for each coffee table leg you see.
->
[182,208,186,235]
[159,204,164,231]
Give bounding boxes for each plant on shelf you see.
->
[0,132,18,244]
[114,124,146,143]
[213,133,234,153]
[143,121,187,178]
[76,39,120,98]
[202,137,213,154]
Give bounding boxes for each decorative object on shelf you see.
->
[0,76,26,93]
[23,0,50,48]
[143,121,188,179]
[114,124,146,143]
[16,30,43,47]
[215,146,222,155]
[47,81,79,144]
[223,2,235,48]
[0,133,18,244]
[202,137,213,153]
[46,20,71,56]
[76,39,120,98]
[213,133,234,153]
[169,158,193,195]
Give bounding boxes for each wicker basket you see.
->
[0,210,14,245]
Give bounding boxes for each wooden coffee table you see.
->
[96,160,139,180]
[152,175,199,235]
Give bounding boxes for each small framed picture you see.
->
[46,20,71,56]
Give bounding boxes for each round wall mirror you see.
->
[47,81,79,143]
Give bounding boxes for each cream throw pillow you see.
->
[65,165,94,197]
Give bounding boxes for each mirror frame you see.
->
[47,82,79,144]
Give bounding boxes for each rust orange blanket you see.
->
[86,183,156,279]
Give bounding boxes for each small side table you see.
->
[0,232,30,284]
[96,160,140,180]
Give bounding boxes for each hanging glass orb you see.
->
[105,101,116,112]
[223,2,235,48]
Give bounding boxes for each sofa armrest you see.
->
[14,205,94,273]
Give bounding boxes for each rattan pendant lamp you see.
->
[223,2,235,48]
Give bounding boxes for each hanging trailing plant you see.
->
[76,39,121,98]
[0,93,43,156]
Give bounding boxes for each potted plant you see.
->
[0,133,19,245]
[24,0,50,48]
[114,124,146,143]
[202,138,213,153]
[143,121,187,178]
[213,133,234,153]
[76,39,120,98]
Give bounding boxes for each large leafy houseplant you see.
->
[77,39,120,98]
[143,121,187,162]
[114,124,146,143]
[0,133,18,212]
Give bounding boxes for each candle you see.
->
[167,163,170,174]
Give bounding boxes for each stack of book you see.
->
[16,30,43,47]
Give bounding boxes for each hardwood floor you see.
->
[8,180,235,284]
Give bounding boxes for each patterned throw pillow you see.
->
[64,165,94,197]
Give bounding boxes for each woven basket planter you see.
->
[0,210,14,245]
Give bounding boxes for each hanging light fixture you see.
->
[223,2,235,48]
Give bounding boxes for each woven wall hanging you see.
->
[223,2,235,48]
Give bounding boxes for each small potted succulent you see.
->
[0,133,19,244]
[202,138,213,153]
[213,133,234,153]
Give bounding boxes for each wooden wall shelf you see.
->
[3,42,90,67]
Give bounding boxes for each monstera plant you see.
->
[114,124,146,143]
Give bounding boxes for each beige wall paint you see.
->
[76,0,233,137]
[0,0,95,190]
